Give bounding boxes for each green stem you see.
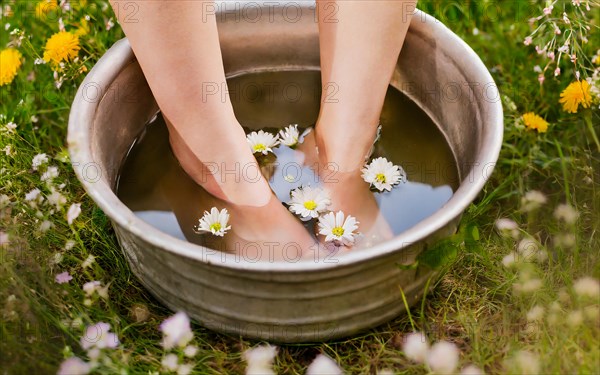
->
[583,111,600,152]
[554,140,571,204]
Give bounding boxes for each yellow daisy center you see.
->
[375,173,387,183]
[253,144,266,152]
[332,226,345,237]
[303,200,317,210]
[210,222,222,232]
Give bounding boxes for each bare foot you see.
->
[162,119,319,261]
[166,116,272,207]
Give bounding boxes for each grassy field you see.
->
[1,0,599,374]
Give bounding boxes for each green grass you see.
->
[1,0,599,374]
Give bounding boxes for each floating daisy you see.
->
[288,186,331,221]
[317,211,359,246]
[361,157,406,192]
[247,130,279,155]
[195,207,231,237]
[278,124,301,148]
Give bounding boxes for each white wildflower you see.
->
[573,277,599,299]
[82,280,108,299]
[517,238,546,263]
[495,218,519,238]
[502,252,518,268]
[39,220,53,232]
[278,124,301,147]
[513,351,540,375]
[82,254,95,269]
[243,344,278,375]
[402,332,429,363]
[461,364,485,375]
[515,278,543,294]
[567,309,584,327]
[80,322,119,350]
[361,157,406,192]
[57,357,90,375]
[247,130,279,155]
[526,305,545,322]
[317,211,359,246]
[306,354,342,375]
[426,341,460,374]
[553,203,579,224]
[32,153,48,170]
[160,311,194,349]
[41,166,59,182]
[5,121,16,132]
[50,252,64,265]
[554,233,576,248]
[288,186,331,221]
[65,239,76,250]
[25,188,41,202]
[177,363,194,375]
[55,271,72,284]
[520,190,547,212]
[67,203,82,225]
[0,194,9,208]
[0,231,9,247]
[184,345,198,358]
[3,144,13,156]
[162,353,179,372]
[195,207,231,237]
[47,187,67,208]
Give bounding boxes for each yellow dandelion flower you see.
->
[522,112,549,133]
[36,0,58,19]
[559,80,592,113]
[43,31,80,67]
[75,18,90,36]
[0,48,23,86]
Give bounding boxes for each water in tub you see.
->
[117,71,459,259]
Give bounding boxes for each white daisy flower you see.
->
[361,157,406,192]
[247,130,279,155]
[288,186,331,221]
[196,207,231,237]
[160,311,194,350]
[317,211,359,246]
[66,203,81,225]
[278,124,301,148]
[32,153,48,170]
[306,354,343,375]
[402,332,429,363]
[243,344,278,375]
[425,341,460,374]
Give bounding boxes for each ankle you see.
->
[166,118,273,206]
[315,120,379,172]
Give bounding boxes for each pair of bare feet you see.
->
[166,116,392,262]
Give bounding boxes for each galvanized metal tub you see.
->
[68,3,503,342]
